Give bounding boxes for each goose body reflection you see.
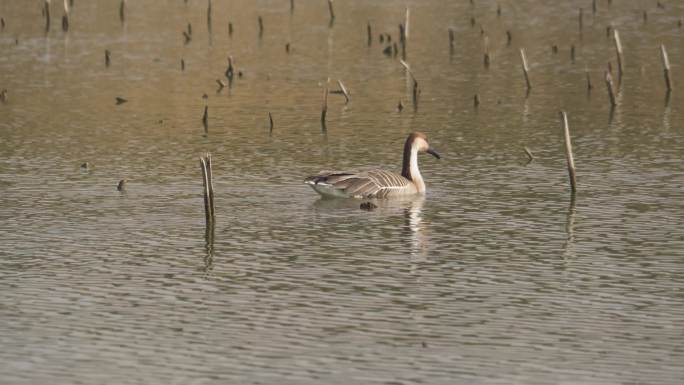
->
[305,132,440,199]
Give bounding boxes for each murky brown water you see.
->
[1,0,683,384]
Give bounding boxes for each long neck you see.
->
[401,141,426,193]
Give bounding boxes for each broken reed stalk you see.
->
[337,80,350,103]
[327,0,335,22]
[483,36,490,68]
[119,0,125,24]
[44,0,50,32]
[660,44,673,92]
[202,105,208,130]
[321,86,328,131]
[613,29,623,77]
[269,112,274,134]
[400,59,419,110]
[200,154,215,226]
[605,70,617,107]
[405,7,410,40]
[524,146,535,161]
[560,111,577,193]
[105,49,111,67]
[520,48,531,90]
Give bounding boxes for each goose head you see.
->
[401,132,440,183]
[406,132,440,159]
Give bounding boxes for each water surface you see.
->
[1,1,683,384]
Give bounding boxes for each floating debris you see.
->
[117,179,127,191]
[115,97,127,105]
[80,162,89,169]
[216,79,226,91]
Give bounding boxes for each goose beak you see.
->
[426,147,441,159]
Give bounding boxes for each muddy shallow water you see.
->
[1,0,683,384]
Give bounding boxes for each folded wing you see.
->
[305,169,412,198]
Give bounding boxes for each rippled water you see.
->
[1,0,683,384]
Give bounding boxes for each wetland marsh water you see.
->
[1,0,683,384]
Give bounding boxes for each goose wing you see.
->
[305,169,411,198]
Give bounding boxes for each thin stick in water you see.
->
[578,8,583,31]
[44,0,51,32]
[200,156,213,225]
[202,105,208,130]
[321,85,328,131]
[269,112,274,134]
[258,16,263,38]
[328,0,335,22]
[605,70,616,107]
[337,80,350,104]
[660,44,673,92]
[613,29,623,77]
[520,48,531,90]
[206,153,215,221]
[524,146,535,161]
[367,22,372,46]
[404,7,409,40]
[560,111,577,193]
[585,68,592,91]
[119,0,125,24]
[62,0,69,31]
